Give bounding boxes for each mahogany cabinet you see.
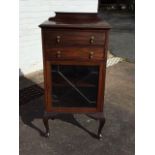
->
[39,13,111,139]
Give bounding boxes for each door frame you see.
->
[44,60,105,113]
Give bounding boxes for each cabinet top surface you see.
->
[39,13,111,30]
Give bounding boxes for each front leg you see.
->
[97,117,106,140]
[43,116,50,137]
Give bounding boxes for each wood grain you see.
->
[40,13,111,113]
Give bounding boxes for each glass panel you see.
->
[51,65,99,108]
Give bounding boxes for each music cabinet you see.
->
[39,13,111,139]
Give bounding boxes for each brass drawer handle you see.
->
[56,51,61,58]
[89,51,94,59]
[56,36,61,43]
[90,36,95,44]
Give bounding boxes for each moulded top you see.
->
[39,12,111,30]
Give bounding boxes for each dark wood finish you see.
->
[46,61,104,113]
[39,13,111,139]
[39,13,111,30]
[43,116,50,137]
[45,47,105,61]
[98,117,106,139]
[43,29,106,46]
[43,112,106,139]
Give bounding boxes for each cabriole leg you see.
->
[97,117,106,140]
[43,116,50,137]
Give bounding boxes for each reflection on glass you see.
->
[51,65,99,108]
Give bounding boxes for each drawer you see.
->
[45,47,105,60]
[43,30,106,47]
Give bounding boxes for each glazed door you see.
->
[45,61,104,112]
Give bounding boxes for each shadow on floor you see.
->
[19,76,100,139]
[20,62,135,155]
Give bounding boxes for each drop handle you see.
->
[89,51,94,59]
[56,36,61,43]
[90,36,95,44]
[56,51,61,58]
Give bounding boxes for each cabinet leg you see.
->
[97,117,106,140]
[43,116,50,137]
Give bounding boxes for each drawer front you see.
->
[45,47,104,60]
[43,30,106,46]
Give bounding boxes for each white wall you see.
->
[19,0,98,75]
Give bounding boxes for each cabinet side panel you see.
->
[41,29,52,112]
[100,30,110,111]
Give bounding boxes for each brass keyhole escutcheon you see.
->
[56,51,61,58]
[89,51,94,59]
[90,36,95,44]
[56,36,61,43]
